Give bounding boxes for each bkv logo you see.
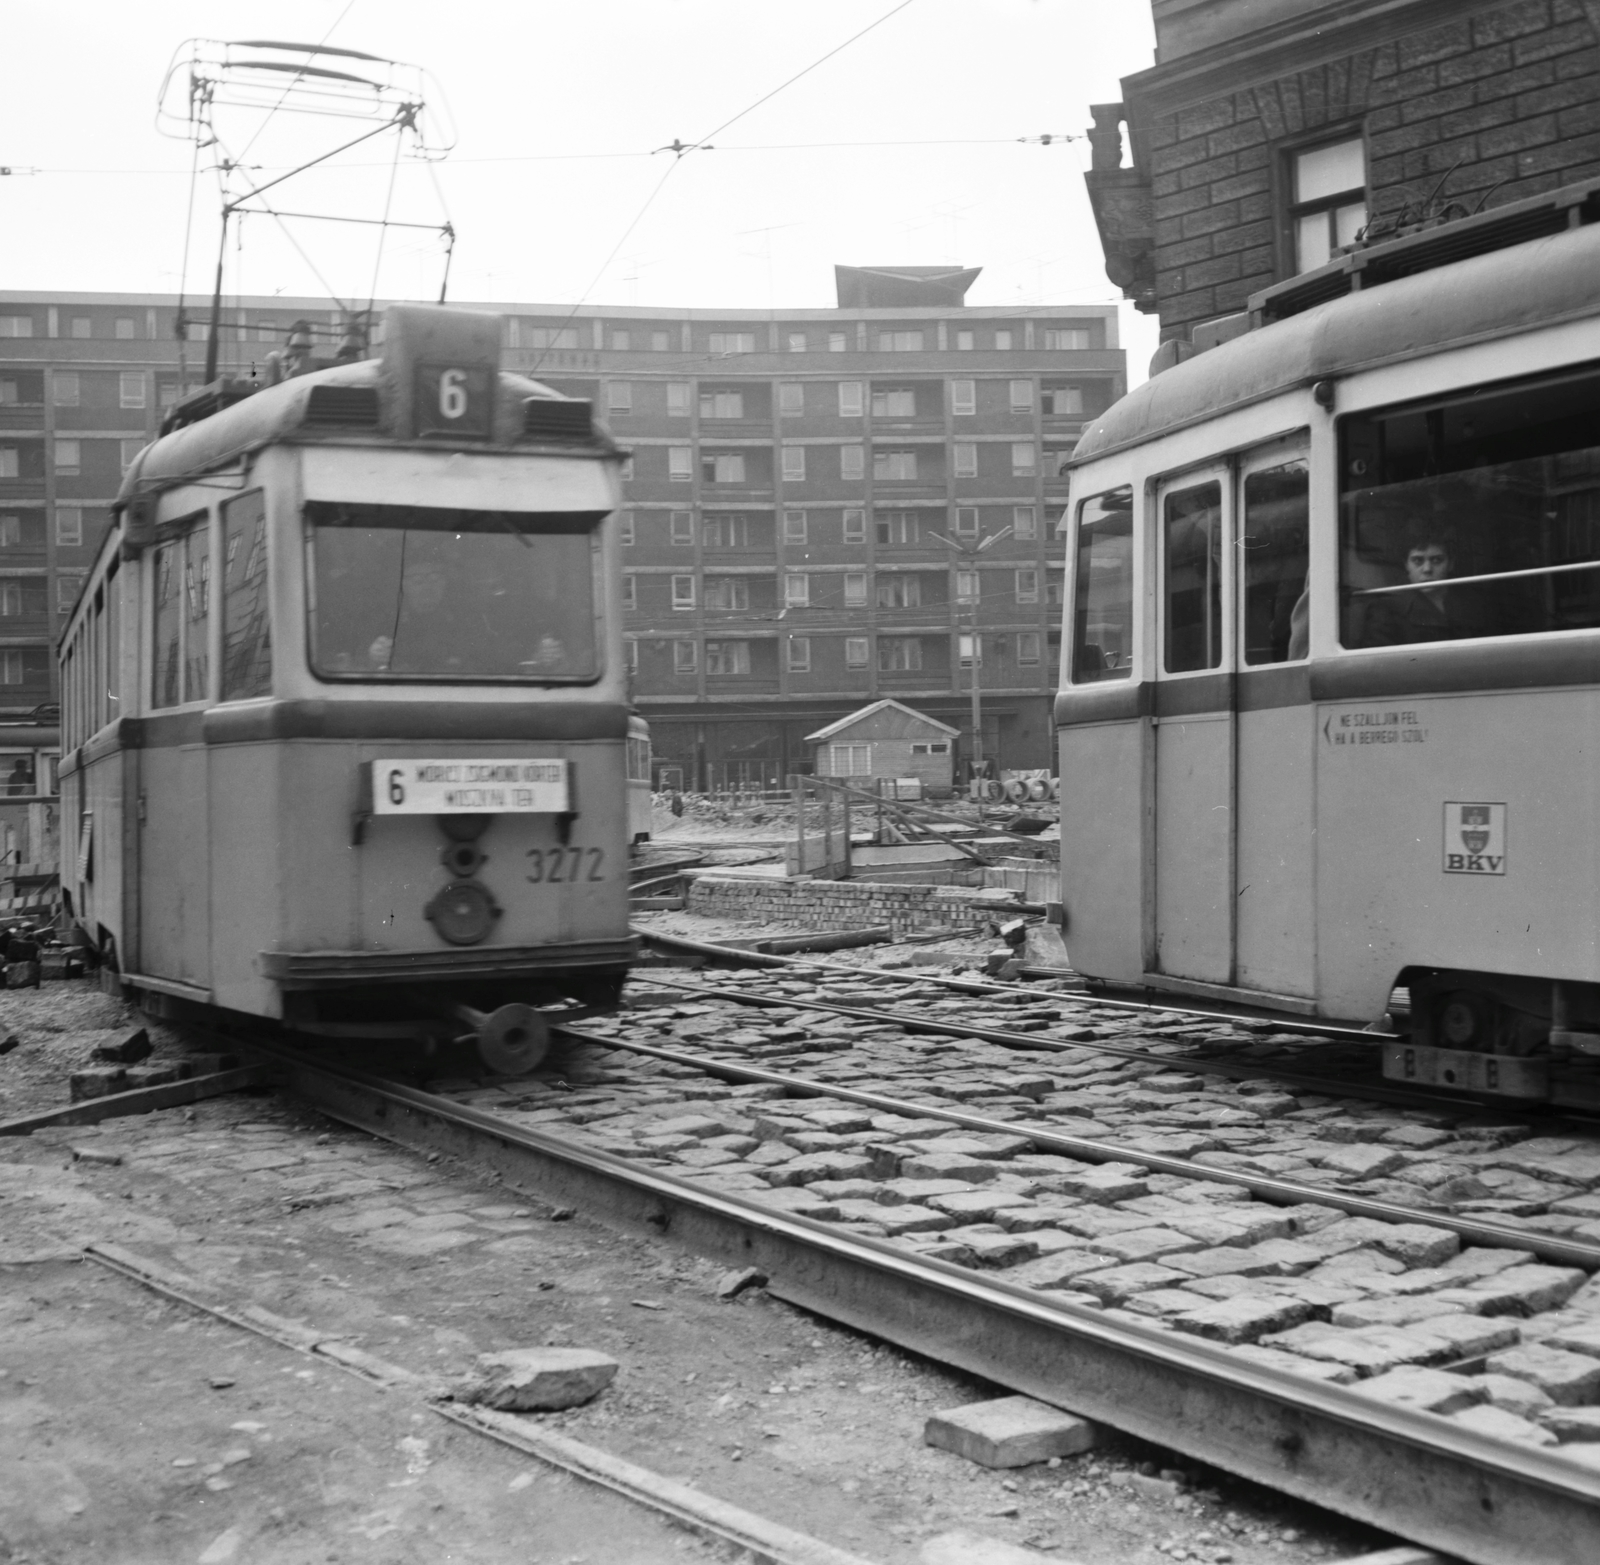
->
[1443,801,1506,875]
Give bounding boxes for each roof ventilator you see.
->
[303,385,381,427]
[522,399,594,443]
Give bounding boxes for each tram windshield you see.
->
[1071,486,1134,682]
[1341,367,1600,648]
[305,501,603,681]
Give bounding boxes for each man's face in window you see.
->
[1406,545,1450,584]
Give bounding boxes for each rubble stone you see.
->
[68,1067,126,1101]
[924,1396,1096,1468]
[463,1348,618,1411]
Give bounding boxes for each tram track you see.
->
[252,1034,1600,1565]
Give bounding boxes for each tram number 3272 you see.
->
[526,847,607,883]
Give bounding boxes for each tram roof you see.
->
[1072,217,1600,466]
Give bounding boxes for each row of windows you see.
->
[638,631,1050,674]
[0,439,142,478]
[0,509,92,548]
[657,443,1062,484]
[632,568,1063,610]
[622,506,1060,547]
[607,381,1088,418]
[45,372,147,409]
[508,320,1095,355]
[0,314,141,340]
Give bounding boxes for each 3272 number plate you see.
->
[371,758,570,815]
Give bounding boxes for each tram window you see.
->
[1163,481,1223,673]
[1340,367,1600,648]
[184,525,210,703]
[1241,460,1309,664]
[151,538,183,708]
[306,502,602,682]
[1070,486,1133,683]
[221,491,271,701]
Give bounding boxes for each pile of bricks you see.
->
[686,874,1020,936]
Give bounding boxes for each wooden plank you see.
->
[0,1065,279,1136]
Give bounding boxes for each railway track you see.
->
[248,973,1600,1565]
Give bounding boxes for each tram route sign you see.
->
[1443,801,1506,875]
[414,362,494,439]
[369,758,570,815]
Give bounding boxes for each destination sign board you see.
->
[370,758,570,815]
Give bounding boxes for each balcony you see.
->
[0,405,45,431]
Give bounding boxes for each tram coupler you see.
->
[448,1001,550,1077]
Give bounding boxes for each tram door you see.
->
[1152,443,1313,999]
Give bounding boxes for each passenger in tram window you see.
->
[1363,534,1473,645]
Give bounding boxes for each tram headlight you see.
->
[424,880,502,946]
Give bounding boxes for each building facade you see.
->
[0,273,1124,789]
[1086,0,1600,356]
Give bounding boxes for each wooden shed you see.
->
[806,701,959,792]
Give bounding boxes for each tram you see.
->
[627,714,653,846]
[57,304,634,1073]
[1056,177,1600,1107]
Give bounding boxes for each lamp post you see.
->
[929,525,1012,791]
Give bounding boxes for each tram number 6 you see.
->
[387,768,406,806]
[527,847,605,883]
[439,368,469,420]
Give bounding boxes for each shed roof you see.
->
[804,700,961,743]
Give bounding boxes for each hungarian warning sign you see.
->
[1443,801,1506,875]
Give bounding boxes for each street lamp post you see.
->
[929,525,1012,792]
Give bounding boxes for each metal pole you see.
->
[203,206,229,384]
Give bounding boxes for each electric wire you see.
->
[232,0,361,165]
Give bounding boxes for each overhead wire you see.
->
[232,0,361,164]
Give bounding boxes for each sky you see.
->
[4,1,1159,379]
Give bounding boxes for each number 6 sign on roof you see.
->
[414,362,492,438]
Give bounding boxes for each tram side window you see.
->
[151,540,182,709]
[1341,367,1600,648]
[151,515,209,709]
[1070,486,1133,682]
[1241,461,1309,664]
[221,491,271,700]
[185,527,210,702]
[1163,481,1223,673]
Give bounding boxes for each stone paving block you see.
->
[1370,1223,1460,1268]
[1441,1264,1587,1317]
[1353,1366,1485,1415]
[747,1142,798,1167]
[1259,1324,1443,1376]
[1179,1273,1268,1301]
[1124,1288,1209,1319]
[928,1189,1038,1222]
[1382,1124,1456,1150]
[1485,1344,1600,1405]
[637,1134,700,1154]
[1362,1264,1460,1298]
[995,1204,1085,1233]
[1071,1262,1191,1305]
[924,1395,1097,1468]
[1228,1344,1358,1385]
[1451,1404,1558,1445]
[879,1178,977,1205]
[675,1146,741,1169]
[958,1231,1042,1269]
[1332,1296,1471,1330]
[68,1067,127,1101]
[1245,1238,1324,1274]
[1466,1372,1553,1418]
[1546,1319,1600,1361]
[465,1348,618,1411]
[1052,1209,1153,1240]
[900,1152,1003,1184]
[1540,1406,1600,1442]
[652,1114,732,1139]
[763,1152,876,1186]
[831,1201,952,1236]
[1031,1230,1100,1258]
[1049,1168,1150,1203]
[1441,1246,1537,1280]
[1161,1245,1280,1279]
[1002,1250,1111,1291]
[808,1179,882,1201]
[1298,1217,1396,1255]
[1173,1296,1316,1345]
[1088,1227,1204,1264]
[802,1108,876,1133]
[1118,1133,1218,1159]
[1313,1144,1407,1180]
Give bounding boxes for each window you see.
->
[653,331,671,352]
[667,382,691,416]
[703,514,749,548]
[829,741,871,775]
[669,447,692,480]
[1046,569,1064,605]
[708,332,755,355]
[841,446,865,481]
[52,373,79,407]
[781,447,806,481]
[958,633,981,667]
[1072,486,1133,682]
[1016,569,1039,603]
[874,450,917,481]
[119,372,145,409]
[876,574,920,608]
[838,382,863,418]
[0,381,14,405]
[955,506,979,537]
[872,388,915,417]
[619,511,635,546]
[1240,460,1309,664]
[1164,481,1223,673]
[844,637,869,668]
[670,510,694,545]
[120,439,142,473]
[700,390,744,419]
[704,577,749,610]
[0,579,44,615]
[876,512,917,545]
[878,636,922,671]
[955,569,979,604]
[1044,444,1073,478]
[911,741,949,754]
[1011,442,1037,476]
[152,519,210,706]
[786,636,811,671]
[843,509,866,544]
[58,574,84,614]
[54,439,81,476]
[1046,385,1084,416]
[994,330,1013,351]
[1291,136,1367,274]
[703,453,746,484]
[671,575,697,609]
[779,382,804,416]
[607,383,632,413]
[1045,328,1091,351]
[783,510,807,544]
[70,317,92,339]
[787,333,807,353]
[0,514,43,548]
[828,332,848,353]
[0,449,16,479]
[221,490,271,700]
[0,652,21,684]
[956,330,974,351]
[1013,506,1037,540]
[1010,380,1034,412]
[0,317,34,338]
[953,443,977,478]
[1017,631,1042,665]
[705,640,751,675]
[621,575,637,610]
[58,508,85,546]
[673,640,698,673]
[624,639,639,672]
[844,572,868,606]
[784,573,810,608]
[952,379,975,416]
[519,325,579,350]
[877,331,924,352]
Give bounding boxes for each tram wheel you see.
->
[1438,989,1495,1049]
[474,1004,550,1076]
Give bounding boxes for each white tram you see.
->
[1057,178,1600,1106]
[57,304,634,1072]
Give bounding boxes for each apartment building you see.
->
[0,269,1125,787]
